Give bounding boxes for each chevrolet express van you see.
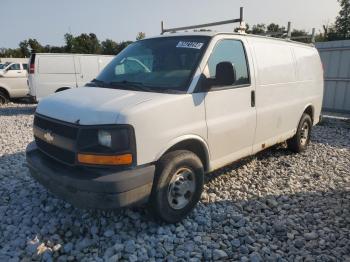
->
[26,32,323,223]
[28,53,114,101]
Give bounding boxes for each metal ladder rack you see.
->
[160,7,316,43]
[258,22,316,43]
[160,7,244,34]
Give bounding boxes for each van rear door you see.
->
[76,56,99,87]
[249,38,298,152]
[35,55,76,100]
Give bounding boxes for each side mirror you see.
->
[215,61,236,86]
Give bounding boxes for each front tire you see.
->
[148,150,204,223]
[287,113,312,153]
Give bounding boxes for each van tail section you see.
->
[28,53,37,100]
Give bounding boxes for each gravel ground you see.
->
[0,103,349,262]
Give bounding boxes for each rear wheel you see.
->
[0,90,9,105]
[148,150,204,223]
[287,113,312,153]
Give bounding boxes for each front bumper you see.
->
[26,142,155,209]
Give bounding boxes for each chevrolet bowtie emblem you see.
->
[43,131,54,143]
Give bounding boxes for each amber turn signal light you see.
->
[77,153,132,165]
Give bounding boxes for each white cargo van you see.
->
[28,53,114,101]
[0,62,29,104]
[26,32,323,223]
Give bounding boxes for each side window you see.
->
[207,39,250,86]
[8,63,21,70]
[22,64,28,71]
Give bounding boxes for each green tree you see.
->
[72,33,101,54]
[335,0,350,39]
[291,29,309,43]
[64,33,74,52]
[267,23,285,33]
[27,38,45,53]
[116,41,133,53]
[101,39,119,55]
[136,32,146,40]
[19,40,30,57]
[251,24,266,34]
[64,33,101,54]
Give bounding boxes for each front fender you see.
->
[154,134,210,167]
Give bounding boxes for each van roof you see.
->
[147,31,315,48]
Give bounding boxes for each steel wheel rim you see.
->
[300,122,309,146]
[167,167,196,210]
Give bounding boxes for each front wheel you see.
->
[148,150,204,223]
[287,113,312,153]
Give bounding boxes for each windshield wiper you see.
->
[109,80,155,92]
[88,78,107,87]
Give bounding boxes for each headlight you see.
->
[77,126,134,155]
[98,130,112,148]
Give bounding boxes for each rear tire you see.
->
[148,150,204,223]
[287,113,312,153]
[0,90,9,105]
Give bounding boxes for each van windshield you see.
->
[93,36,210,93]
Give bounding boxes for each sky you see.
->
[1,0,340,48]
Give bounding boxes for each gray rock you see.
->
[124,240,136,253]
[304,232,318,241]
[238,228,248,237]
[213,249,228,260]
[128,254,138,262]
[240,245,249,254]
[250,252,263,262]
[113,243,124,252]
[294,239,305,249]
[104,229,114,238]
[63,243,74,253]
[231,239,241,248]
[107,254,120,262]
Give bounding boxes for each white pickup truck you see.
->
[26,32,323,223]
[0,62,29,104]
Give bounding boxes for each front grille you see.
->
[34,115,78,139]
[34,114,78,165]
[35,137,76,165]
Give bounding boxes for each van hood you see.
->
[36,87,163,125]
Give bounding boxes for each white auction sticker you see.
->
[176,41,204,49]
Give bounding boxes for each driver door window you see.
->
[207,39,250,87]
[8,64,21,71]
[5,63,27,78]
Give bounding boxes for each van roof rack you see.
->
[257,22,316,43]
[161,7,244,34]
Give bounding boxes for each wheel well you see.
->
[55,87,70,93]
[0,87,9,98]
[163,139,209,172]
[304,105,314,122]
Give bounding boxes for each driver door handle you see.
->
[251,90,255,107]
